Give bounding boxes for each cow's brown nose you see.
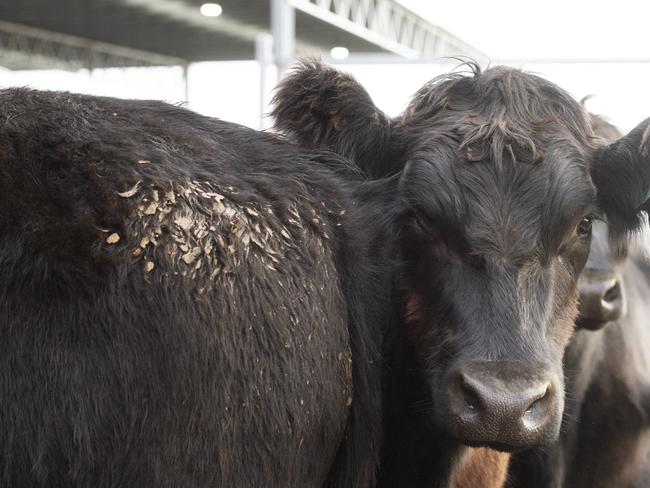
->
[578,275,625,329]
[448,362,560,449]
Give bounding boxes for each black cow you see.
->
[272,60,650,486]
[506,115,650,488]
[0,88,393,487]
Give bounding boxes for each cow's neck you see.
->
[377,336,465,487]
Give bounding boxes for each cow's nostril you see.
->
[524,383,550,412]
[603,281,621,303]
[522,383,552,431]
[578,274,625,327]
[459,374,482,414]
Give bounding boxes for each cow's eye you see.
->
[577,216,593,238]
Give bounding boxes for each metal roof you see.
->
[0,0,484,70]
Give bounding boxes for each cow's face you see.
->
[398,158,591,449]
[396,83,597,448]
[272,61,650,450]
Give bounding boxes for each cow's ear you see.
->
[271,59,397,177]
[591,118,650,238]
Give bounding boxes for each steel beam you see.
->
[287,0,485,61]
[115,0,481,62]
[115,0,320,55]
[0,19,184,70]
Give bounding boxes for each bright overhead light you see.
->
[330,46,349,60]
[200,3,223,17]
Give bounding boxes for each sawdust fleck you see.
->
[118,181,142,198]
[106,233,121,244]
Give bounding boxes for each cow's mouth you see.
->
[460,439,529,454]
[575,318,610,331]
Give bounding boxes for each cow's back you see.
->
[0,89,352,487]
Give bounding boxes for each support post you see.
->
[271,0,295,78]
[256,32,274,130]
[182,63,190,107]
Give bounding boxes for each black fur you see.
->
[0,88,398,488]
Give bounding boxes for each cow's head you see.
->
[577,114,628,330]
[272,61,650,450]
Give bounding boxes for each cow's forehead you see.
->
[404,145,595,263]
[458,154,595,258]
[404,66,597,170]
